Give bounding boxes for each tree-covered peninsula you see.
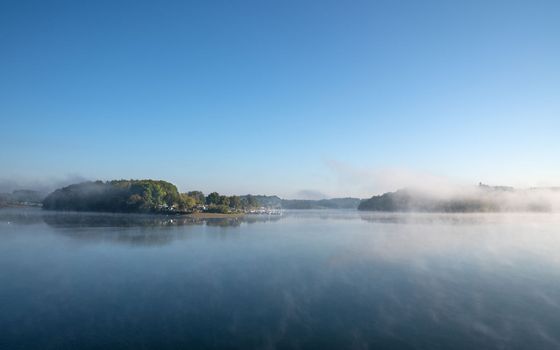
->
[42,180,261,214]
[42,180,184,213]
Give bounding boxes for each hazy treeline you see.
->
[358,184,560,212]
[238,195,361,209]
[0,190,44,207]
[282,197,361,209]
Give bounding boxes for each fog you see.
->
[323,161,560,211]
[0,174,88,194]
[387,183,560,212]
[325,160,559,196]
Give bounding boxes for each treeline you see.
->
[41,180,263,214]
[239,195,361,209]
[189,192,260,213]
[358,186,554,212]
[0,190,45,207]
[357,189,498,212]
[282,197,361,209]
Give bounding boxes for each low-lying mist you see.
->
[359,183,560,212]
[0,175,88,195]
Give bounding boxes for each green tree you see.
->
[228,195,241,209]
[187,191,205,205]
[246,194,259,208]
[218,195,230,207]
[180,194,197,210]
[206,192,220,205]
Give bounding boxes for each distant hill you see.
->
[239,195,361,209]
[240,195,282,208]
[358,184,559,212]
[281,197,361,209]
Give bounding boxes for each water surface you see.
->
[1,208,560,349]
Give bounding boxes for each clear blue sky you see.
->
[1,0,559,198]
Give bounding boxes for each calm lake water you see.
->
[1,208,560,349]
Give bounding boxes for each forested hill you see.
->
[42,180,183,213]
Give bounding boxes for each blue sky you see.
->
[1,0,559,197]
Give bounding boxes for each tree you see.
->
[218,195,230,207]
[206,192,220,205]
[246,194,259,208]
[187,191,205,205]
[228,195,241,209]
[179,194,197,210]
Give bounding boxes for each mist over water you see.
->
[1,209,560,349]
[0,175,88,195]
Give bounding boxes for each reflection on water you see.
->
[0,208,283,227]
[0,208,282,245]
[1,208,560,349]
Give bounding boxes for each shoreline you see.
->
[1,206,248,218]
[183,212,245,219]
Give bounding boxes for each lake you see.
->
[1,208,560,349]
